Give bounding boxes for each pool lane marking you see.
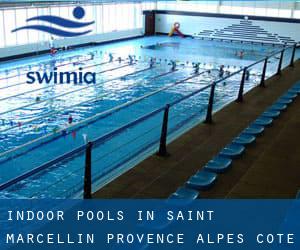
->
[0,61,134,102]
[0,69,207,164]
[0,73,211,192]
[0,67,174,134]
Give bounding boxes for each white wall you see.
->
[157,1,300,18]
[155,13,300,44]
[0,28,143,59]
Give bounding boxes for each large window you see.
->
[1,1,299,50]
[157,0,300,19]
[0,2,150,49]
[0,10,4,48]
[3,9,17,47]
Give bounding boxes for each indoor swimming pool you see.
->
[0,36,297,198]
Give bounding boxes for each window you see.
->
[255,8,267,16]
[266,8,279,17]
[0,2,147,50]
[3,9,17,46]
[135,3,143,29]
[38,7,50,42]
[127,4,135,30]
[96,5,103,33]
[294,10,300,19]
[0,10,4,48]
[102,4,110,32]
[26,8,39,43]
[278,9,292,18]
[15,8,28,45]
[120,4,130,31]
[116,4,124,31]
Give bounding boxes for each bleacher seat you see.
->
[219,143,245,159]
[243,124,265,136]
[253,117,273,126]
[262,110,281,119]
[276,97,293,105]
[185,170,217,190]
[281,92,297,100]
[267,103,287,112]
[233,133,256,145]
[169,187,199,199]
[169,81,300,198]
[204,156,232,173]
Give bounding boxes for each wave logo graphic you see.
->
[12,6,94,37]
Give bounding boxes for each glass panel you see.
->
[26,8,39,43]
[96,5,103,33]
[116,4,123,31]
[103,4,110,33]
[3,9,17,46]
[0,10,4,48]
[294,10,300,19]
[15,8,28,45]
[37,7,50,42]
[279,9,292,18]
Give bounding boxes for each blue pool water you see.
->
[0,36,297,198]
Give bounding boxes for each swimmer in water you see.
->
[239,50,245,59]
[194,63,200,74]
[68,114,73,124]
[36,96,41,102]
[89,52,95,60]
[219,65,225,78]
[149,57,155,68]
[109,53,113,62]
[128,55,134,65]
[171,61,176,71]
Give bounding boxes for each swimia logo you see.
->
[12,6,94,37]
[26,67,96,85]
